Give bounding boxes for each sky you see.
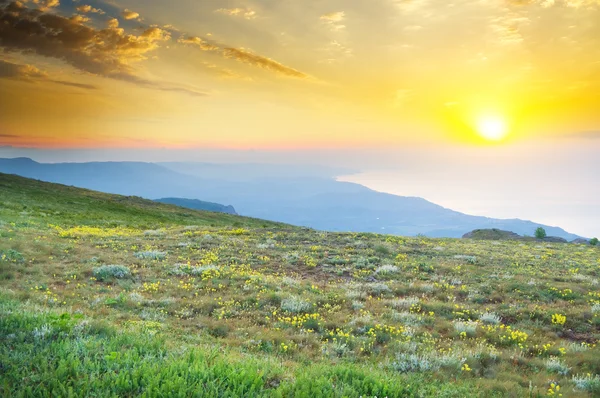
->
[0,0,599,236]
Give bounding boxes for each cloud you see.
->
[177,36,219,51]
[222,47,308,78]
[489,14,530,46]
[403,25,422,32]
[76,4,105,14]
[0,59,47,79]
[107,17,119,29]
[0,59,98,88]
[177,36,309,79]
[319,40,353,64]
[51,80,97,89]
[121,8,140,20]
[506,0,600,8]
[28,0,59,11]
[0,2,206,95]
[320,11,345,31]
[320,11,345,23]
[215,8,256,20]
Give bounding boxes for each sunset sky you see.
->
[0,0,599,236]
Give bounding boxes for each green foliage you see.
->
[534,227,547,239]
[590,237,599,246]
[0,249,25,263]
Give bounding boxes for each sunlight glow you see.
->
[476,117,508,141]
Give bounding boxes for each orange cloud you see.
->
[121,9,140,20]
[0,2,205,95]
[76,4,105,14]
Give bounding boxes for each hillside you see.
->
[0,173,279,229]
[1,175,599,396]
[155,197,237,215]
[0,158,583,239]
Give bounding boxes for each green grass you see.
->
[1,173,599,397]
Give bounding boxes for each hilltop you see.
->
[1,175,599,397]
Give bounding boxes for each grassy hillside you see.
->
[1,174,600,397]
[0,173,279,228]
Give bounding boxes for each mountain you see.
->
[0,157,583,240]
[158,161,356,181]
[155,198,237,215]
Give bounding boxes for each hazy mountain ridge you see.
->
[155,198,237,215]
[0,157,582,239]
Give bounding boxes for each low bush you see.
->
[92,265,131,280]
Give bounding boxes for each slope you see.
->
[0,174,599,396]
[0,173,280,229]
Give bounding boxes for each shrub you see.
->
[0,249,25,263]
[390,353,463,373]
[134,251,166,260]
[590,238,599,246]
[281,296,312,313]
[190,265,218,276]
[391,297,420,310]
[453,255,477,263]
[391,353,437,373]
[545,357,570,375]
[535,227,547,239]
[453,320,478,337]
[375,264,399,275]
[365,282,391,296]
[92,265,131,280]
[284,252,300,265]
[207,324,230,338]
[479,312,501,325]
[572,374,600,393]
[374,244,392,257]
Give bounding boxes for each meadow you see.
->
[1,173,599,397]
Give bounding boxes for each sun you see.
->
[476,116,508,141]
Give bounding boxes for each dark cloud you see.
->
[0,59,98,89]
[0,2,205,95]
[50,80,97,89]
[0,59,47,79]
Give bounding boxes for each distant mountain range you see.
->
[0,157,583,240]
[155,198,237,215]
